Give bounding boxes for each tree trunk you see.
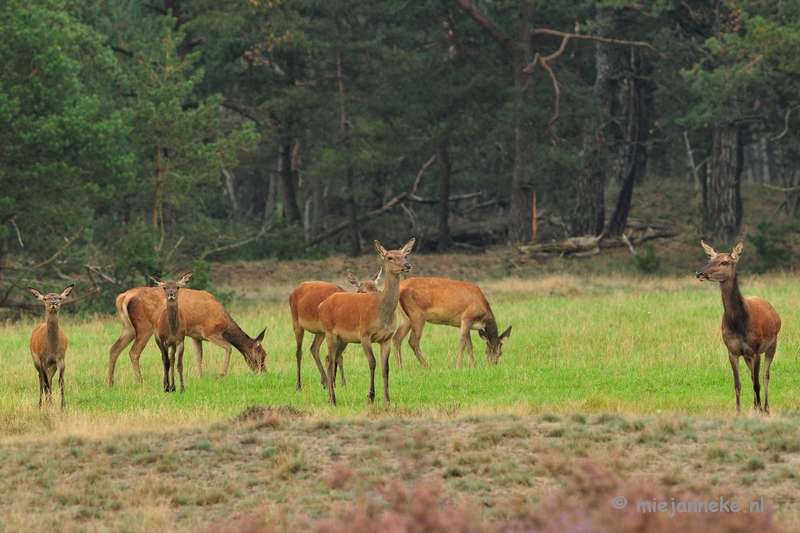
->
[570,6,617,237]
[608,50,650,236]
[455,0,535,244]
[708,103,743,242]
[278,143,302,225]
[438,142,451,252]
[337,51,360,257]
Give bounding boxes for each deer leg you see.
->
[158,340,170,393]
[44,365,55,406]
[728,352,742,413]
[406,311,430,369]
[293,322,306,390]
[169,345,177,392]
[204,333,234,377]
[177,342,185,393]
[337,348,347,387]
[361,338,377,403]
[334,342,346,388]
[191,338,204,378]
[763,341,776,415]
[128,333,153,384]
[108,328,136,387]
[458,322,474,368]
[57,359,66,410]
[393,308,412,369]
[309,332,328,389]
[324,334,339,405]
[380,340,391,403]
[37,366,45,409]
[748,353,762,411]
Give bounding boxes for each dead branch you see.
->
[412,153,438,195]
[2,227,84,272]
[10,216,23,247]
[683,131,703,209]
[763,183,800,192]
[199,225,271,261]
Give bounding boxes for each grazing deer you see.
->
[696,240,781,413]
[108,286,266,386]
[290,269,381,391]
[150,272,193,393]
[393,277,512,369]
[28,284,74,409]
[319,239,414,405]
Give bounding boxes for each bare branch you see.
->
[199,225,271,261]
[453,0,522,59]
[768,105,800,142]
[531,29,667,60]
[10,216,23,247]
[412,153,438,195]
[2,227,84,272]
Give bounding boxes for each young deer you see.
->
[289,269,381,391]
[319,239,414,406]
[108,286,266,386]
[696,240,781,413]
[28,284,74,409]
[393,277,512,369]
[150,272,193,393]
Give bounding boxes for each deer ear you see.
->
[347,270,360,287]
[28,286,45,301]
[178,271,194,286]
[731,240,744,261]
[255,327,266,343]
[150,276,165,287]
[60,284,75,299]
[700,240,717,259]
[499,326,512,343]
[371,268,382,283]
[374,240,387,257]
[478,329,489,341]
[400,238,415,256]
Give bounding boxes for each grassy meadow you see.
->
[2,270,800,531]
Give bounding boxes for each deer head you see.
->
[150,271,194,300]
[347,269,382,292]
[28,285,74,313]
[479,326,513,365]
[695,240,743,283]
[375,238,414,275]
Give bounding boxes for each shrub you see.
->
[635,243,660,274]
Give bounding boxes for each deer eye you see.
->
[721,261,728,265]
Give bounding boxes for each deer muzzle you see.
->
[695,269,708,281]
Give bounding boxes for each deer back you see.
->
[319,291,385,342]
[290,282,346,330]
[400,277,494,327]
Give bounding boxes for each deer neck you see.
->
[221,317,254,355]
[719,274,748,332]
[45,311,61,349]
[378,267,401,324]
[167,299,181,335]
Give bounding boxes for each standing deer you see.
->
[393,277,512,369]
[108,286,266,386]
[290,269,381,391]
[28,284,74,409]
[150,272,193,393]
[696,240,781,413]
[319,239,414,405]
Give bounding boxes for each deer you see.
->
[108,285,266,387]
[392,277,512,369]
[290,269,381,391]
[696,240,781,414]
[318,239,414,406]
[150,272,193,393]
[28,284,74,409]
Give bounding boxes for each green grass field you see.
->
[2,273,800,531]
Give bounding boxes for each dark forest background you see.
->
[3,0,800,311]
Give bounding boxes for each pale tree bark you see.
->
[708,102,743,242]
[570,6,618,237]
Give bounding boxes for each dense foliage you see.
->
[2,0,800,310]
